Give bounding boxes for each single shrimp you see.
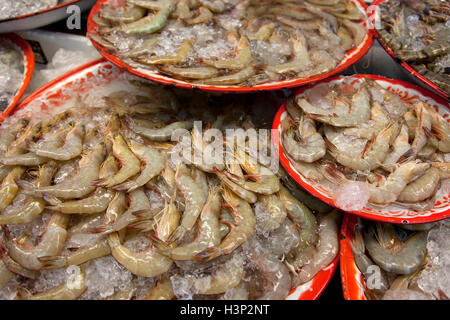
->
[382,124,410,172]
[246,22,276,41]
[168,164,207,243]
[364,223,427,275]
[144,278,174,300]
[328,121,401,172]
[152,190,221,260]
[114,140,165,192]
[350,227,389,295]
[198,66,256,85]
[397,167,441,203]
[101,4,146,23]
[282,115,326,163]
[187,254,245,295]
[0,153,49,166]
[107,231,173,277]
[399,102,432,162]
[278,185,318,249]
[0,167,25,211]
[293,210,340,284]
[0,162,56,225]
[19,142,106,199]
[0,260,14,289]
[137,39,193,65]
[198,0,225,13]
[6,121,43,156]
[17,266,87,300]
[195,186,255,261]
[30,123,85,161]
[204,36,252,70]
[2,213,70,270]
[267,31,311,74]
[155,195,181,242]
[0,118,30,155]
[116,3,172,34]
[368,162,430,205]
[339,19,367,47]
[38,230,126,270]
[340,102,389,140]
[191,167,209,199]
[428,108,450,153]
[47,188,115,214]
[159,65,219,80]
[93,135,140,188]
[126,117,193,142]
[127,0,169,10]
[0,244,40,279]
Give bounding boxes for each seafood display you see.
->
[0,1,61,21]
[88,0,369,87]
[375,0,450,96]
[347,217,450,300]
[0,40,25,114]
[0,69,340,300]
[278,75,450,216]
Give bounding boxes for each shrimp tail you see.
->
[128,219,155,232]
[131,210,151,218]
[194,246,219,261]
[349,227,365,256]
[148,234,169,252]
[16,286,32,300]
[88,225,108,234]
[112,182,133,192]
[15,179,35,191]
[37,256,67,270]
[166,225,186,244]
[396,149,414,164]
[91,178,107,187]
[43,193,62,206]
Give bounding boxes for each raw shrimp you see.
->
[19,142,106,199]
[115,3,172,34]
[293,210,340,284]
[204,36,252,71]
[225,149,280,195]
[138,39,193,65]
[0,260,14,289]
[126,118,193,142]
[158,65,219,80]
[168,164,207,243]
[90,188,155,235]
[329,121,401,172]
[397,167,441,202]
[350,227,389,295]
[256,194,287,233]
[214,167,257,204]
[2,213,70,270]
[267,31,311,74]
[30,123,85,161]
[152,190,221,260]
[144,278,174,300]
[428,108,450,153]
[114,140,165,192]
[47,188,115,214]
[108,232,173,277]
[17,266,87,300]
[278,185,318,249]
[0,167,25,211]
[38,230,126,270]
[0,153,49,166]
[296,85,371,127]
[184,7,213,25]
[155,196,181,242]
[93,135,141,188]
[186,254,245,295]
[0,118,29,155]
[368,162,430,205]
[282,115,326,163]
[199,66,256,85]
[244,239,291,300]
[195,187,255,261]
[382,124,410,171]
[0,162,56,225]
[364,223,427,275]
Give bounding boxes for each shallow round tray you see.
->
[2,58,339,300]
[272,74,450,224]
[369,0,449,100]
[0,0,96,34]
[339,214,367,300]
[0,33,34,122]
[87,0,373,93]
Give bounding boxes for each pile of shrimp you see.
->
[350,219,449,300]
[0,81,340,300]
[281,76,450,211]
[376,0,450,95]
[88,0,368,86]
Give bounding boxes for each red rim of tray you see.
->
[272,74,450,224]
[86,0,373,93]
[0,0,84,23]
[0,33,34,122]
[340,214,366,300]
[370,0,449,100]
[0,58,339,300]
